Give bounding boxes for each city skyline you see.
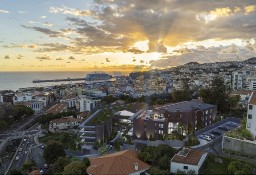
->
[1,0,256,71]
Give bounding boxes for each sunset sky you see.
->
[0,0,256,72]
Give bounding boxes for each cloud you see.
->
[43,22,54,27]
[221,44,239,54]
[17,54,24,59]
[36,55,51,60]
[49,6,94,16]
[105,58,110,62]
[56,57,63,60]
[40,16,47,19]
[21,25,63,37]
[69,56,75,60]
[4,55,11,59]
[127,48,144,54]
[0,10,9,14]
[66,61,70,63]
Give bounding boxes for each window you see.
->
[248,114,252,119]
[158,130,163,134]
[205,110,208,114]
[249,105,253,110]
[159,123,164,128]
[205,122,207,127]
[183,166,188,170]
[247,123,251,128]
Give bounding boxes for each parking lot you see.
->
[192,120,240,148]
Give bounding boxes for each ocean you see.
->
[0,72,93,91]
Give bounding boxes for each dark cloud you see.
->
[21,25,63,37]
[105,58,110,62]
[127,48,144,54]
[56,57,63,60]
[69,56,75,60]
[17,54,24,59]
[4,55,10,59]
[36,55,51,60]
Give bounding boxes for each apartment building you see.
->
[60,93,77,108]
[49,117,82,131]
[133,100,217,140]
[246,92,256,138]
[78,95,101,112]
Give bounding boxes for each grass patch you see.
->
[225,127,253,141]
[200,155,231,174]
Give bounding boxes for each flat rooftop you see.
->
[46,103,67,114]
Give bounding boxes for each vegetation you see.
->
[228,160,253,175]
[82,157,91,167]
[52,157,71,174]
[176,169,196,175]
[185,135,200,146]
[138,145,177,172]
[98,144,108,155]
[22,160,36,172]
[63,161,87,175]
[0,105,34,131]
[147,167,169,175]
[37,111,77,125]
[9,169,22,175]
[39,132,79,150]
[43,141,66,164]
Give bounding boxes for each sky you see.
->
[0,0,256,72]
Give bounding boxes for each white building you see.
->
[0,93,3,103]
[232,71,245,90]
[60,93,77,108]
[246,92,256,138]
[49,117,82,131]
[170,148,207,175]
[13,92,33,104]
[78,95,101,112]
[16,101,44,113]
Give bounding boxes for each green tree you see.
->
[9,169,22,175]
[43,141,66,164]
[176,169,187,175]
[147,167,167,175]
[157,156,170,170]
[228,95,240,113]
[228,160,253,175]
[63,161,86,175]
[53,157,71,174]
[22,160,36,172]
[98,144,107,156]
[82,157,91,167]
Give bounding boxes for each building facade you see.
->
[133,100,217,140]
[246,92,256,138]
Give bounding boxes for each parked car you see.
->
[212,130,221,135]
[19,148,22,152]
[15,156,19,161]
[218,126,229,131]
[40,168,43,174]
[44,164,48,169]
[207,133,215,139]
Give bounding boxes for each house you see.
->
[170,148,207,175]
[49,116,82,131]
[60,93,77,108]
[46,103,67,114]
[86,149,151,175]
[133,100,217,140]
[77,111,90,120]
[13,92,33,104]
[78,95,101,112]
[16,101,44,113]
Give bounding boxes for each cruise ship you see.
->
[85,73,112,81]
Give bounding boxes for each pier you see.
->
[32,78,85,83]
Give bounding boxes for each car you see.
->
[40,168,43,174]
[207,133,215,139]
[25,151,28,154]
[23,138,27,142]
[44,164,48,169]
[218,126,229,131]
[41,145,45,149]
[212,130,221,135]
[19,148,22,152]
[15,156,19,161]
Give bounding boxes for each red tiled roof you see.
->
[46,103,67,114]
[77,111,90,118]
[231,90,254,96]
[87,150,151,175]
[249,92,256,105]
[61,93,77,101]
[171,149,206,165]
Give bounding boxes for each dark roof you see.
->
[171,149,206,165]
[155,100,214,112]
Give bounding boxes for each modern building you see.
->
[78,95,101,112]
[49,117,82,131]
[0,93,3,103]
[86,149,151,175]
[16,101,44,113]
[133,100,217,140]
[60,93,77,108]
[246,92,256,138]
[170,148,207,175]
[13,92,33,104]
[232,71,245,90]
[46,103,67,114]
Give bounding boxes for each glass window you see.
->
[247,123,251,128]
[183,166,188,170]
[248,114,252,119]
[249,105,253,110]
[159,123,164,128]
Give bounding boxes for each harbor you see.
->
[32,78,85,83]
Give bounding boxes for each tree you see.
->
[43,141,66,164]
[228,95,240,113]
[176,169,187,175]
[228,160,253,175]
[22,160,36,172]
[53,157,71,174]
[9,169,22,175]
[147,167,167,175]
[63,161,86,175]
[82,157,91,167]
[98,144,107,156]
[157,156,170,170]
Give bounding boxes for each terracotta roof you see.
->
[61,93,77,101]
[249,92,256,105]
[28,170,40,175]
[231,90,254,96]
[46,103,67,114]
[77,111,89,118]
[87,149,151,175]
[51,117,82,124]
[171,149,206,165]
